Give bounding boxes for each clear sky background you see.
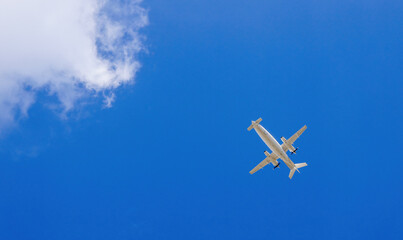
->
[0,0,402,239]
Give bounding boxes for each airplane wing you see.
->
[249,152,278,174]
[281,125,307,153]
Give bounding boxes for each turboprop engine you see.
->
[280,137,298,154]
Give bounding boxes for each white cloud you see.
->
[0,0,148,128]
[103,92,116,109]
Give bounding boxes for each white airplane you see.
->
[248,118,308,179]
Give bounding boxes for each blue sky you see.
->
[0,0,402,239]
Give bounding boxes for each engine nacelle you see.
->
[281,137,297,153]
[272,159,280,169]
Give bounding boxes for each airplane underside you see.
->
[248,118,308,179]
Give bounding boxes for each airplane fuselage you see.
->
[254,124,295,169]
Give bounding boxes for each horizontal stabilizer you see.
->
[247,118,262,131]
[289,169,296,179]
[289,163,308,179]
[295,163,307,169]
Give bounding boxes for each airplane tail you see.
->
[289,163,308,179]
[247,118,262,131]
[295,163,307,169]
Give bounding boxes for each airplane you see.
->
[247,118,308,179]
